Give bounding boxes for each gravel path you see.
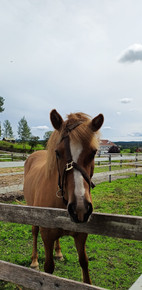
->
[0,161,25,168]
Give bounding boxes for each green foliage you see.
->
[116,141,142,152]
[0,176,142,289]
[0,96,5,113]
[28,136,40,150]
[3,120,14,138]
[0,140,44,153]
[43,131,53,146]
[17,116,31,143]
[43,130,53,141]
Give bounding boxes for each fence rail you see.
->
[0,203,142,240]
[0,260,106,290]
[0,152,27,161]
[94,153,142,183]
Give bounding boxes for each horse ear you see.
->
[50,109,63,130]
[91,114,104,132]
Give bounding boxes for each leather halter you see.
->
[56,123,95,206]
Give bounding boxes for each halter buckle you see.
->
[56,187,63,198]
[66,161,74,171]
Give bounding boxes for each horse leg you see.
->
[30,225,39,269]
[74,233,91,284]
[40,228,55,274]
[54,239,63,260]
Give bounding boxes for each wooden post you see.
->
[135,153,138,177]
[11,153,13,161]
[120,153,122,168]
[109,154,111,183]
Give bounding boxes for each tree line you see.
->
[0,97,52,147]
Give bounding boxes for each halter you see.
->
[56,123,95,206]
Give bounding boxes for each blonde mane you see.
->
[46,112,100,178]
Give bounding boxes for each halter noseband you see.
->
[56,123,95,206]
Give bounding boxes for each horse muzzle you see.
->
[68,201,93,223]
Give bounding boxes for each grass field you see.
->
[0,140,44,154]
[0,176,142,290]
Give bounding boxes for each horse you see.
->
[24,109,104,284]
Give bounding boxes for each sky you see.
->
[0,0,142,141]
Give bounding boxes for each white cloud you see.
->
[116,112,121,115]
[128,132,142,137]
[103,126,112,130]
[32,126,49,131]
[118,43,142,63]
[120,98,132,104]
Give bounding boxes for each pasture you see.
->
[0,175,142,290]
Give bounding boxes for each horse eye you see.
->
[55,150,61,159]
[89,150,97,160]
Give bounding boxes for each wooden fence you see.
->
[94,153,142,183]
[0,152,27,161]
[0,203,142,289]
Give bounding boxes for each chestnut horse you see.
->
[24,109,104,284]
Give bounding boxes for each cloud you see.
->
[103,126,112,130]
[118,44,142,63]
[120,98,132,104]
[32,126,49,131]
[116,111,121,115]
[128,132,142,137]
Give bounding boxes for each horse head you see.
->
[50,109,104,223]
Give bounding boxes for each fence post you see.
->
[11,153,13,161]
[109,154,111,183]
[135,153,138,177]
[120,153,122,168]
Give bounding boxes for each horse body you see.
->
[24,109,104,284]
[24,150,62,208]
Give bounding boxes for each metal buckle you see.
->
[66,161,74,171]
[56,187,63,198]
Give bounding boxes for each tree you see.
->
[43,131,53,142]
[43,131,53,147]
[0,97,5,138]
[17,116,31,143]
[108,145,120,153]
[3,120,14,138]
[29,136,40,151]
[0,96,5,113]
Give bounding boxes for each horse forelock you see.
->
[65,112,100,149]
[46,112,100,178]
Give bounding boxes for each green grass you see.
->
[0,141,44,154]
[0,176,142,290]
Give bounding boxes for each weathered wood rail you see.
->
[94,153,142,183]
[93,167,142,180]
[0,152,28,161]
[0,203,142,289]
[0,260,105,290]
[0,203,142,240]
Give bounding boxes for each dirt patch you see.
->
[0,174,24,188]
[0,191,24,202]
[0,167,24,201]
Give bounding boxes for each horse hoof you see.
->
[55,254,64,261]
[30,263,39,271]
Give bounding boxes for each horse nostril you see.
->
[68,202,76,217]
[84,202,93,222]
[87,202,93,216]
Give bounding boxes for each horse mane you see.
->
[46,112,100,178]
